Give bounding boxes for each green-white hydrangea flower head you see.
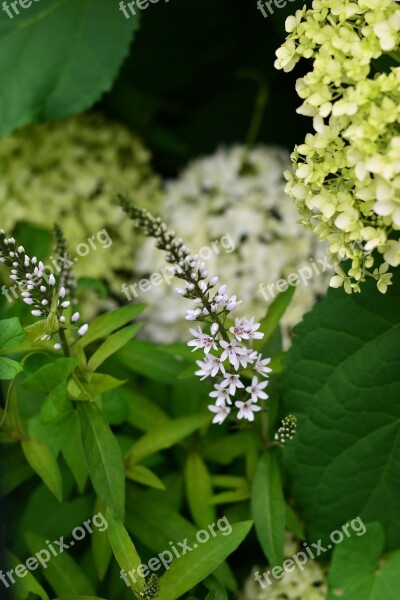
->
[275,0,400,293]
[132,145,329,344]
[0,113,160,291]
[241,535,327,600]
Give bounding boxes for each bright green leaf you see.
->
[6,550,49,600]
[87,323,143,371]
[124,388,169,432]
[0,0,139,136]
[185,452,216,528]
[23,358,79,393]
[125,414,210,465]
[79,304,146,348]
[327,522,400,600]
[157,521,252,600]
[253,285,295,351]
[251,452,285,567]
[77,403,125,520]
[125,464,166,490]
[21,437,63,501]
[115,339,187,384]
[0,356,23,380]
[0,317,25,352]
[106,507,144,595]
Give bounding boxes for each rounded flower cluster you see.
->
[241,536,327,600]
[0,113,160,291]
[134,145,329,343]
[276,0,400,293]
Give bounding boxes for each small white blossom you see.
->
[235,400,262,422]
[246,376,269,402]
[220,373,245,395]
[209,383,233,406]
[78,324,89,336]
[208,404,231,425]
[187,327,218,353]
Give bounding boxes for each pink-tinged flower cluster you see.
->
[189,312,271,424]
[0,230,88,348]
[119,197,273,426]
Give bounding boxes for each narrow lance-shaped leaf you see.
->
[125,414,210,465]
[251,451,285,567]
[106,507,144,596]
[78,403,125,520]
[185,452,216,529]
[157,521,253,600]
[21,437,63,502]
[87,323,143,371]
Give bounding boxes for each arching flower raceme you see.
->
[119,197,272,425]
[133,145,329,344]
[276,0,400,293]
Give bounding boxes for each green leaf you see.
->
[157,521,252,600]
[327,522,400,600]
[40,383,71,423]
[204,576,228,600]
[125,414,210,465]
[185,452,216,528]
[251,452,285,567]
[57,411,88,493]
[209,490,250,505]
[124,388,169,432]
[125,490,237,592]
[77,402,125,520]
[253,285,295,351]
[5,550,49,600]
[92,500,112,582]
[87,323,143,371]
[115,339,187,384]
[0,317,25,352]
[79,304,146,348]
[24,532,95,597]
[106,507,144,596]
[281,274,400,549]
[0,356,23,380]
[82,373,127,397]
[125,464,166,490]
[285,504,305,540]
[23,358,79,393]
[202,431,260,465]
[0,0,139,136]
[21,437,63,501]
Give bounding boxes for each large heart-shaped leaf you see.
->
[281,271,400,549]
[0,0,139,136]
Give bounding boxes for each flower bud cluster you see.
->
[0,230,88,348]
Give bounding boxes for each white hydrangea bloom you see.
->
[240,535,327,600]
[134,145,329,344]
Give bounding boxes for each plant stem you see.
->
[59,328,70,357]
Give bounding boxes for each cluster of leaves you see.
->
[0,253,299,600]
